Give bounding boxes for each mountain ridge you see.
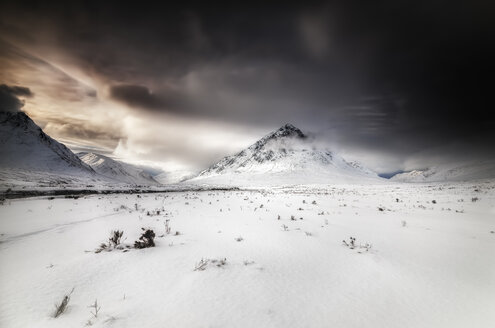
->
[78,152,161,185]
[189,124,380,185]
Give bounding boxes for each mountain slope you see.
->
[154,170,195,185]
[0,111,104,188]
[78,152,160,185]
[187,124,380,186]
[391,160,495,182]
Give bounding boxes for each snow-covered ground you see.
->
[1,181,494,328]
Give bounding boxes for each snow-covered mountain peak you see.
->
[0,110,94,173]
[190,124,380,185]
[269,123,306,139]
[78,152,160,186]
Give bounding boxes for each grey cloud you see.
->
[1,1,494,172]
[109,84,192,115]
[0,84,33,112]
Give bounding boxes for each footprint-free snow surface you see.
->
[1,181,494,327]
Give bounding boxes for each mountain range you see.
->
[1,111,493,189]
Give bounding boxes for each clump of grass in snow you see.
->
[195,258,227,271]
[53,288,74,318]
[342,236,372,252]
[88,299,101,318]
[109,230,123,247]
[194,258,209,271]
[95,230,125,253]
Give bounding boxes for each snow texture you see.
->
[1,181,494,327]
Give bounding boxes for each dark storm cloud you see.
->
[110,85,163,110]
[0,84,33,112]
[1,0,494,169]
[109,84,190,114]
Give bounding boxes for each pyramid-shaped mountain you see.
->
[190,124,380,185]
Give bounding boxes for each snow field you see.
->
[0,182,494,327]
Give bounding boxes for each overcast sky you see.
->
[1,1,494,174]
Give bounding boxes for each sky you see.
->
[1,1,494,175]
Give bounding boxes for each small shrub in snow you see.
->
[194,257,227,271]
[342,237,356,248]
[472,197,479,202]
[211,258,227,267]
[109,230,124,248]
[134,229,156,249]
[88,299,101,318]
[312,200,317,205]
[95,230,125,253]
[194,258,209,271]
[401,220,407,227]
[342,237,372,252]
[281,224,289,231]
[432,200,437,204]
[53,288,74,318]
[235,236,244,242]
[164,219,171,235]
